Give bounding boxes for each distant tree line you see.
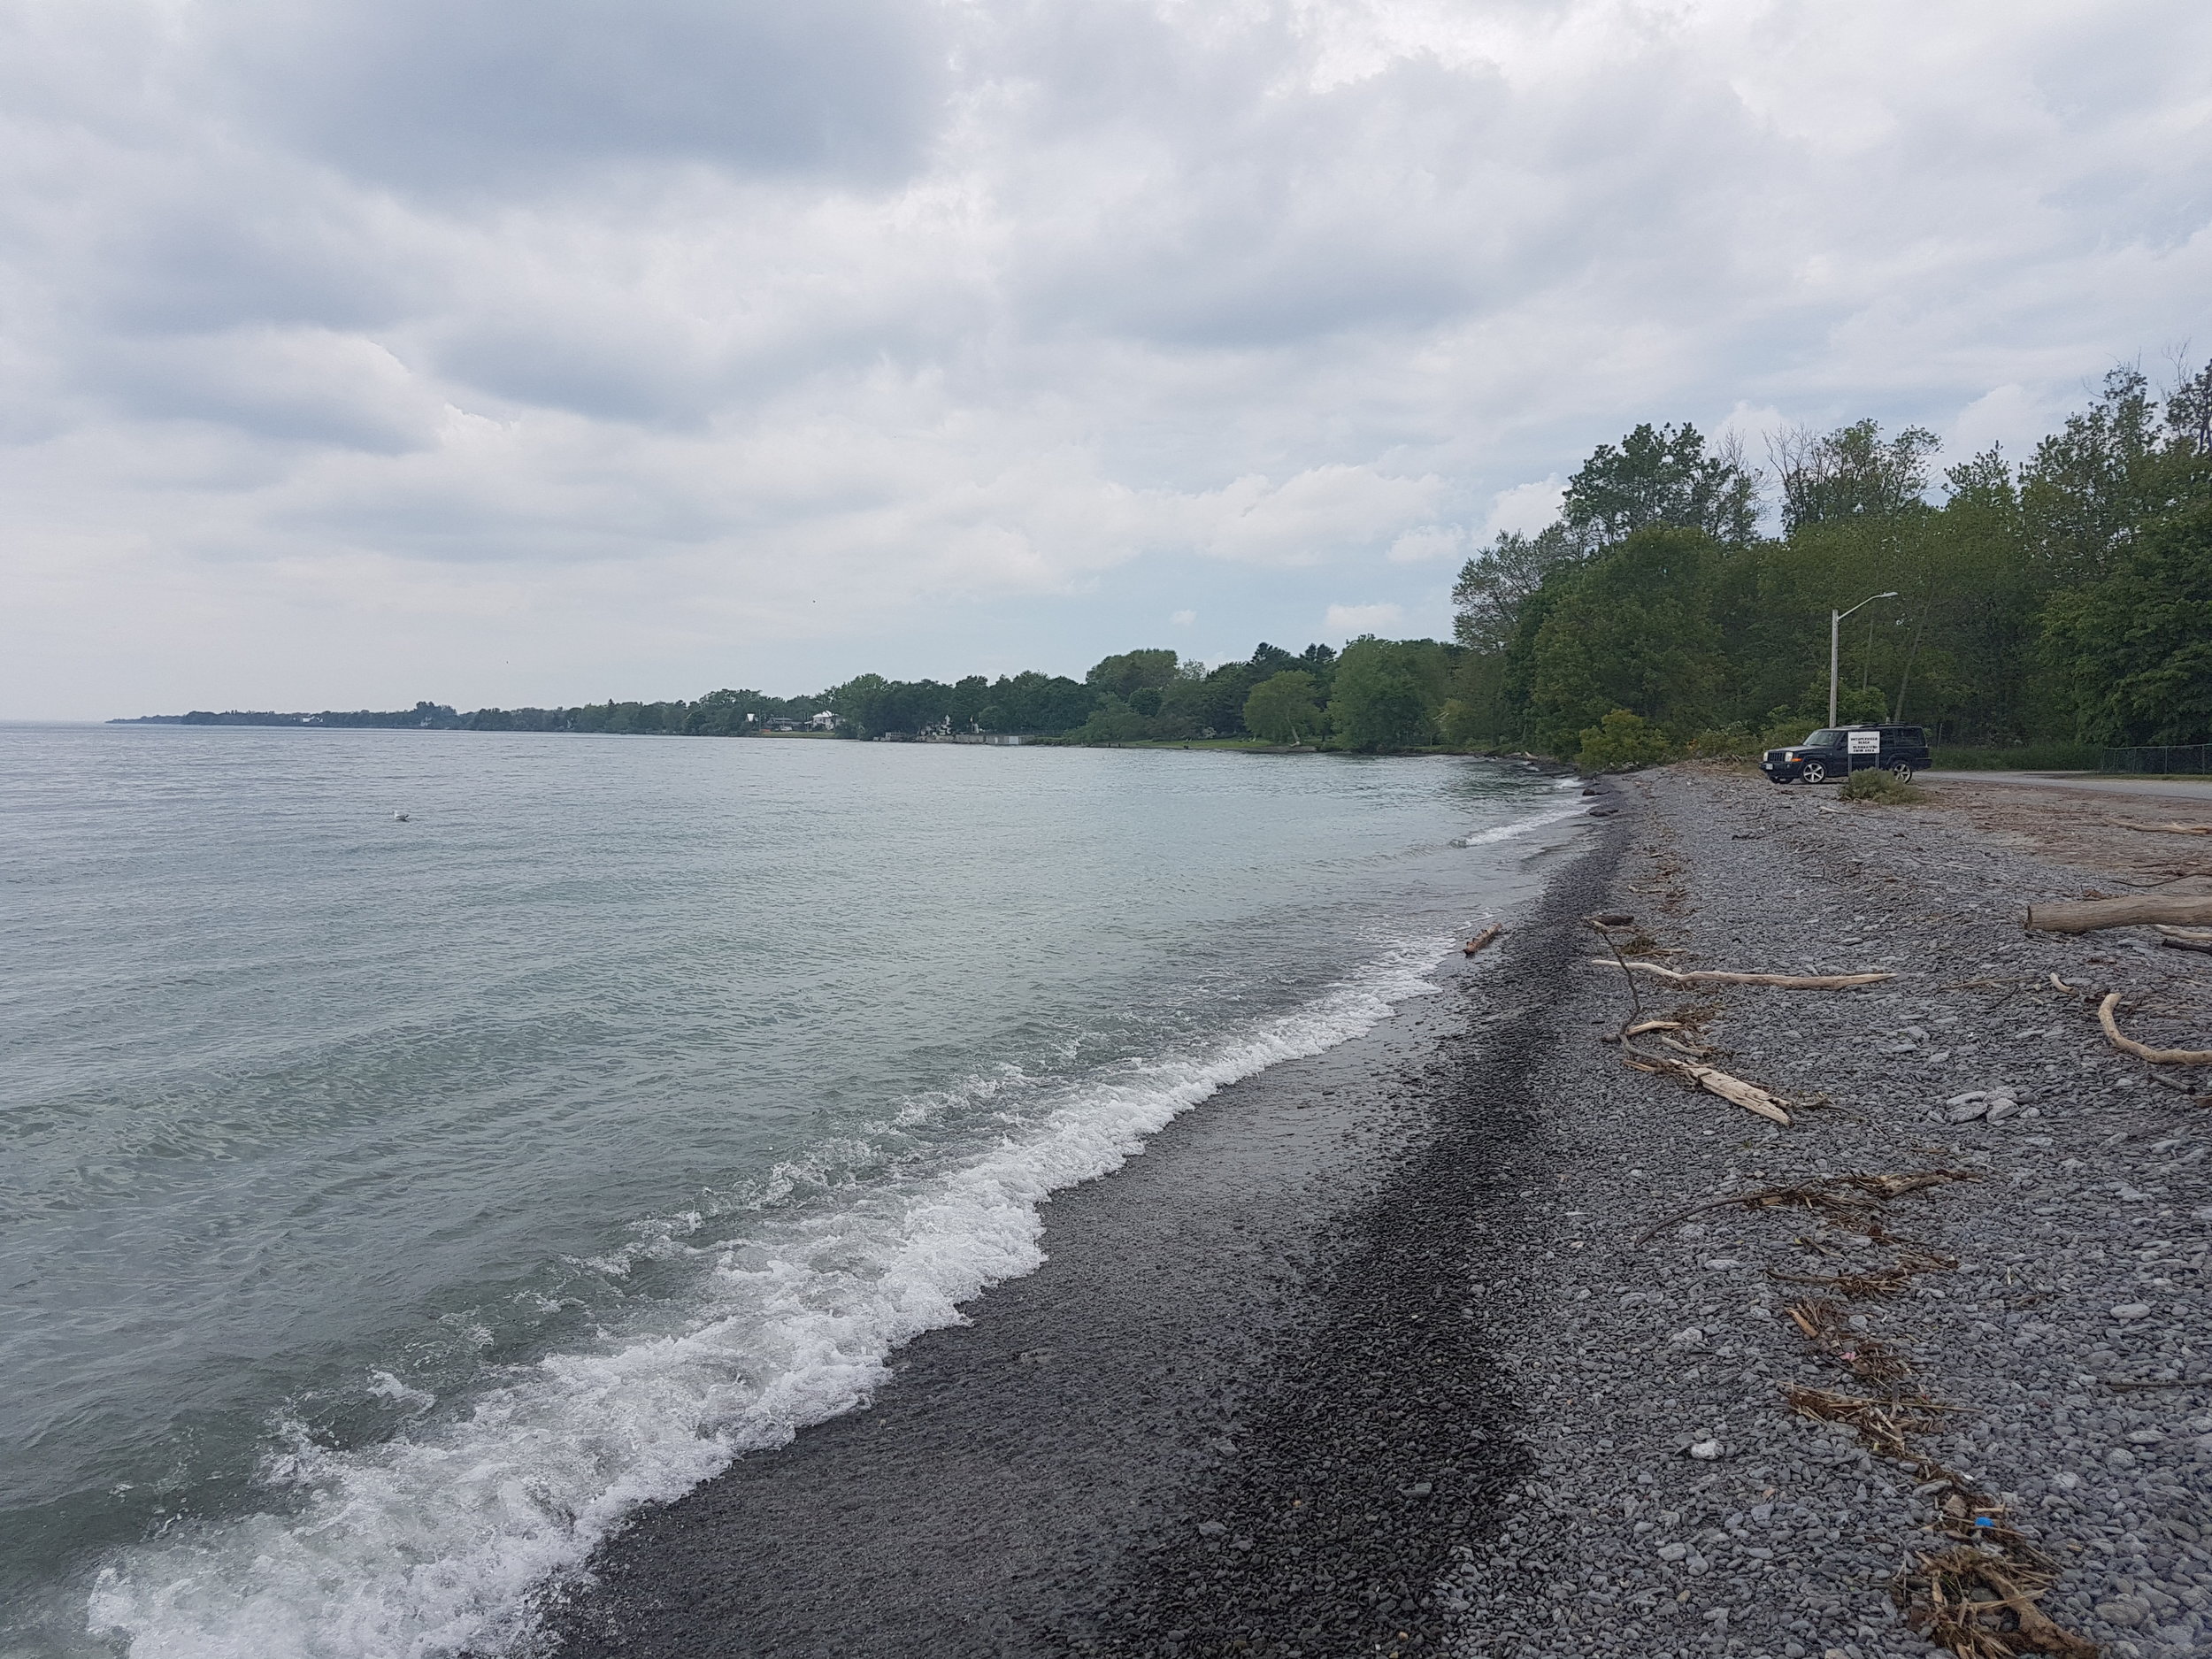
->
[1443,357,2212,766]
[119,643,1458,751]
[121,354,2208,766]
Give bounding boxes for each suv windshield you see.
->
[1801,730,1844,747]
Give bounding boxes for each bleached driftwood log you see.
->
[2157,926,2212,954]
[2026,895,2212,933]
[1590,959,1893,989]
[1621,1037,1793,1124]
[2097,993,2212,1065]
[2107,818,2212,837]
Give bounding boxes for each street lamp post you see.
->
[1830,591,1899,727]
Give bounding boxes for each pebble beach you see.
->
[1439,765,2212,1659]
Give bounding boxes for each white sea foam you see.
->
[1454,797,1588,847]
[85,938,1450,1659]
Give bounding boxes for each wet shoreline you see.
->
[543,811,1625,1658]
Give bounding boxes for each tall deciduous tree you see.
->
[1328,637,1452,751]
[1769,419,1940,532]
[1243,671,1325,742]
[1450,524,1586,653]
[2020,366,2207,588]
[1085,649,1182,698]
[1518,526,1732,755]
[1561,422,1761,546]
[2042,501,2212,744]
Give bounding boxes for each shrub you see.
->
[1575,709,1672,772]
[1680,726,1763,760]
[1838,767,1927,804]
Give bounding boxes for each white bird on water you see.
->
[393,812,410,822]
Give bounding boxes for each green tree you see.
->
[1243,671,1325,741]
[2021,365,2210,588]
[1328,637,1452,750]
[826,674,888,733]
[2042,500,2212,743]
[1518,526,1732,753]
[1575,709,1671,772]
[1068,700,1152,743]
[1769,419,1940,532]
[1154,659,1225,736]
[1451,524,1586,652]
[1085,649,1182,699]
[948,675,992,730]
[958,672,1097,733]
[1562,423,1761,546]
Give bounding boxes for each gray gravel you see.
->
[1443,766,2212,1659]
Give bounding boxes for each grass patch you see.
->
[1839,768,1929,804]
[1924,743,2101,771]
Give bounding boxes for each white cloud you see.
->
[1477,479,1568,541]
[1325,602,1404,636]
[1940,381,2070,473]
[1386,524,1466,564]
[1169,609,1196,626]
[2,0,2210,714]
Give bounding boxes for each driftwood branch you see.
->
[2026,895,2212,933]
[1587,918,1790,1123]
[2107,818,2212,837]
[2157,925,2212,954]
[1622,1036,1793,1124]
[1462,924,1503,956]
[2098,993,2212,1065]
[1591,959,1893,989]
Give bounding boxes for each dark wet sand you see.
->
[547,818,1622,1659]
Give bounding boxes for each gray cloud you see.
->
[1,0,2208,717]
[209,0,953,193]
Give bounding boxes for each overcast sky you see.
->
[4,0,2208,718]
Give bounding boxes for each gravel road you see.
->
[1442,765,2212,1659]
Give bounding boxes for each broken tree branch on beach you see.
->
[1586,918,1796,1123]
[2106,818,2212,837]
[2157,925,2212,953]
[1634,1171,1972,1244]
[1620,1041,1793,1124]
[2024,894,2212,933]
[2097,992,2212,1064]
[1590,959,1894,989]
[1462,924,1503,956]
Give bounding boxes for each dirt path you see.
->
[1920,775,2212,894]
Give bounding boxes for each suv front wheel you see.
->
[1800,761,1827,784]
[1889,760,1915,783]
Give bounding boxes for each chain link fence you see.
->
[2101,744,2212,775]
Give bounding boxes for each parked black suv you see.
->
[1761,724,1930,784]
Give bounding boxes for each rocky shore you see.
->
[549,764,2212,1659]
[1438,766,2212,1659]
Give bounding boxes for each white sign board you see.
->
[1847,730,1881,755]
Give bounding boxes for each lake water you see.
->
[0,726,1584,1658]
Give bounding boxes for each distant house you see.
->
[809,710,839,730]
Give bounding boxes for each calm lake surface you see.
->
[0,725,1584,1658]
